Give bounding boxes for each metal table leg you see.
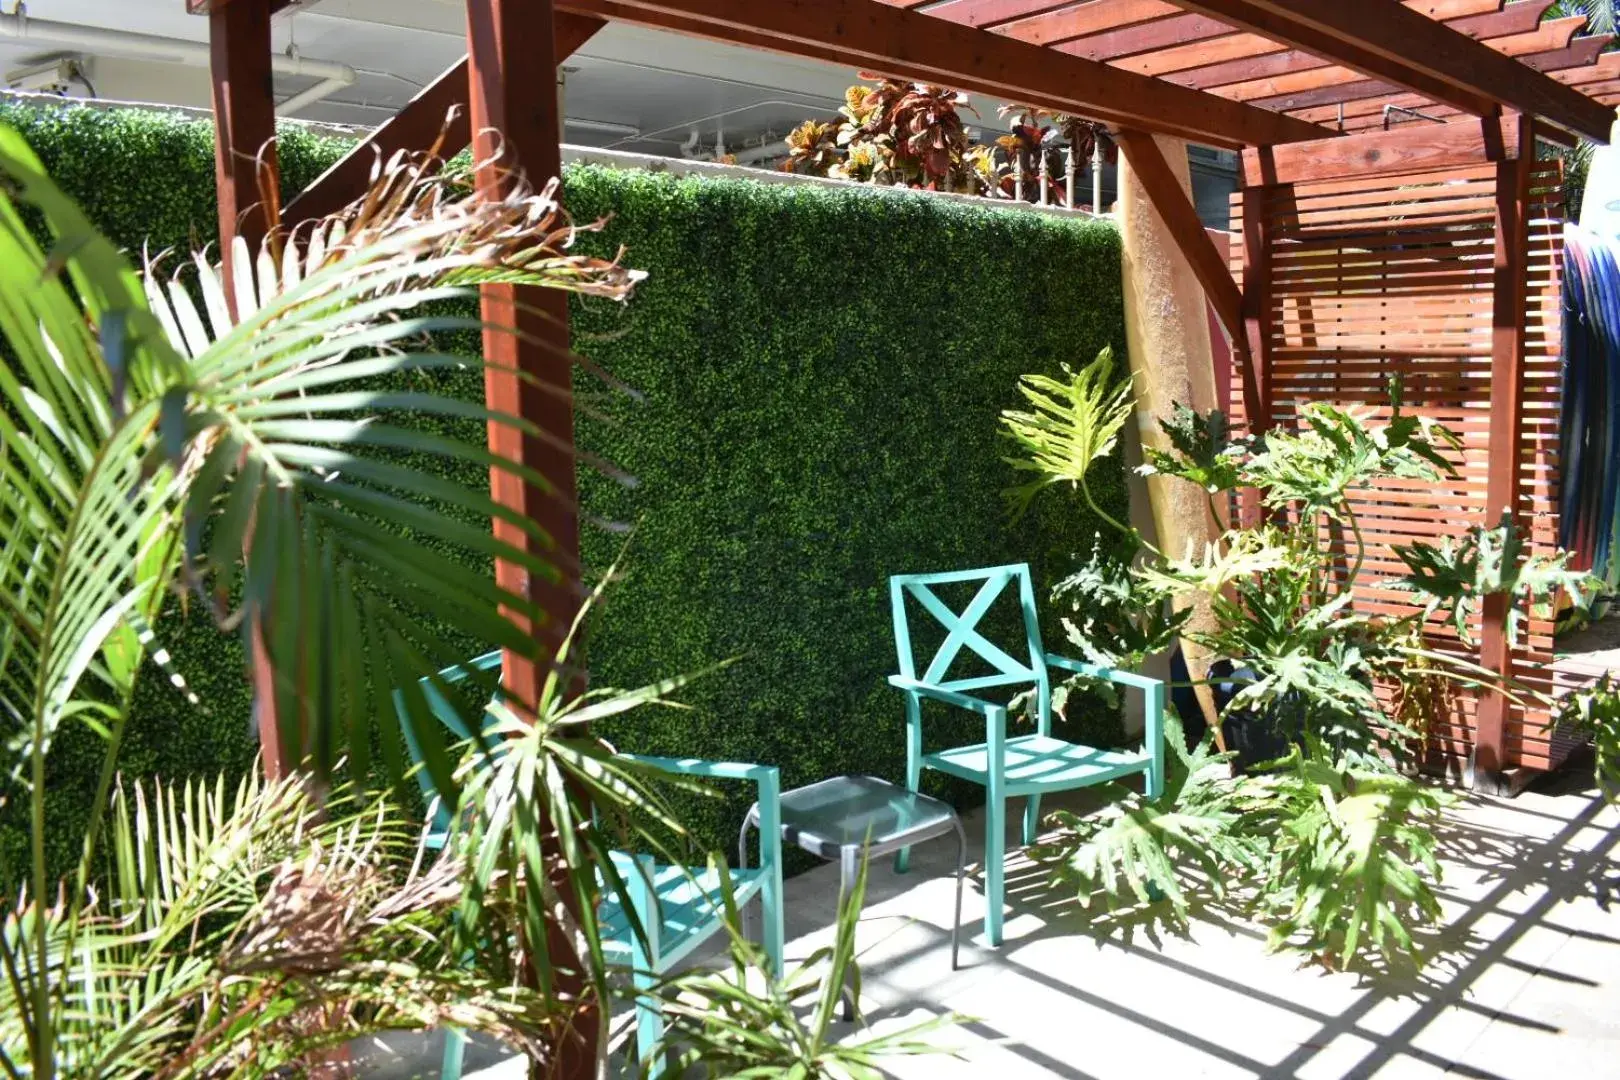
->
[838,844,860,1021]
[738,807,757,945]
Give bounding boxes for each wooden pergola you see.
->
[193,0,1619,790]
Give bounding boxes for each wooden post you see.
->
[1238,175,1274,528]
[209,0,279,307]
[208,0,284,777]
[464,4,593,1070]
[466,0,581,707]
[1473,114,1535,791]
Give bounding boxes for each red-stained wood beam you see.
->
[1165,0,1614,141]
[1238,181,1272,434]
[996,0,1182,45]
[1113,128,1261,425]
[467,6,602,1065]
[1245,21,1603,111]
[283,13,605,226]
[188,0,295,13]
[1239,111,1525,186]
[285,57,470,227]
[1019,0,1499,73]
[1171,2,1557,92]
[1472,113,1535,789]
[883,0,1083,26]
[1060,13,1234,64]
[1291,46,1620,126]
[1234,177,1272,527]
[209,0,279,300]
[467,0,583,710]
[554,0,1333,147]
[208,0,284,777]
[1259,35,1611,115]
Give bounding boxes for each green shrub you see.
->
[0,103,1130,877]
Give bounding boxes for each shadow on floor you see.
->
[840,780,1620,1080]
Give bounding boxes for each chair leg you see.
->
[440,1026,467,1080]
[1022,793,1042,846]
[737,814,756,946]
[838,846,860,1021]
[896,694,922,874]
[984,707,1008,947]
[951,817,967,970]
[634,969,665,1079]
[984,795,1005,947]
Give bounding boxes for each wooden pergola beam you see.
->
[1166,0,1615,141]
[1113,128,1262,424]
[1239,112,1527,186]
[283,13,606,226]
[1141,1,1550,88]
[1252,36,1612,115]
[553,0,1333,147]
[187,0,295,13]
[284,57,470,227]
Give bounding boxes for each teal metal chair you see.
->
[395,651,785,1079]
[889,563,1165,947]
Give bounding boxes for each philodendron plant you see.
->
[1003,348,1593,968]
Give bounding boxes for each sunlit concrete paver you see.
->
[433,773,1620,1080]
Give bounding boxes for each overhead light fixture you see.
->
[565,116,640,138]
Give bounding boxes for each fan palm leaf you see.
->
[0,119,642,1078]
[0,770,563,1078]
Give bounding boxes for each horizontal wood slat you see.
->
[1228,154,1568,772]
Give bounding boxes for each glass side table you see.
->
[739,774,967,977]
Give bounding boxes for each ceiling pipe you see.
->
[0,8,356,115]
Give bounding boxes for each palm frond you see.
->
[444,568,724,1027]
[130,152,647,794]
[0,123,646,1075]
[0,768,567,1078]
[651,854,961,1077]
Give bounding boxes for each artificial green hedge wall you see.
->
[0,102,1130,877]
[0,103,356,879]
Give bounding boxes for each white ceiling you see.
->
[0,0,1028,159]
[0,0,1252,222]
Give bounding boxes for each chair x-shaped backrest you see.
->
[889,563,1048,692]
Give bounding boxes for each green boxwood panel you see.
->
[560,167,1130,853]
[0,104,1129,879]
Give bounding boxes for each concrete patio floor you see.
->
[831,771,1620,1080]
[406,769,1620,1080]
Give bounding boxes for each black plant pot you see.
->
[1170,649,1302,772]
[1219,676,1303,772]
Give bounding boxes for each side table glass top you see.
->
[771,774,957,852]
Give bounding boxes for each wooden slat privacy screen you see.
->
[1229,152,1569,772]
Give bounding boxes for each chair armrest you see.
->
[624,756,786,888]
[1043,654,1166,799]
[1043,654,1161,693]
[618,754,779,788]
[887,675,1005,716]
[434,650,503,685]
